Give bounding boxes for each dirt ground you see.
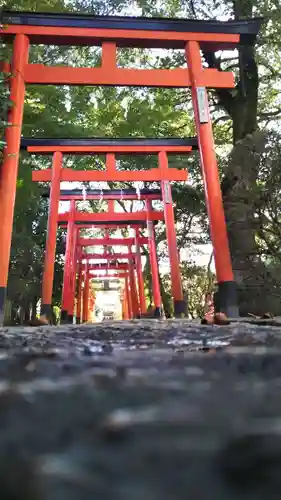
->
[0,319,281,499]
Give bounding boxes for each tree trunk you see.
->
[24,305,31,324]
[204,0,281,314]
[31,297,38,321]
[143,258,153,306]
[159,279,173,318]
[223,132,281,315]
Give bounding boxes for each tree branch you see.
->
[202,51,235,116]
[259,108,281,120]
[212,115,232,127]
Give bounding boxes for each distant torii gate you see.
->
[40,186,165,320]
[59,204,163,322]
[78,237,149,246]
[80,269,131,323]
[78,231,149,319]
[80,263,134,323]
[56,188,155,319]
[71,221,162,321]
[55,192,164,322]
[0,9,263,323]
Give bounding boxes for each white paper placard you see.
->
[147,220,153,238]
[163,181,172,204]
[196,87,209,123]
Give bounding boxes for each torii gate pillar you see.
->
[0,35,29,325]
[83,265,90,323]
[146,200,162,317]
[159,152,186,317]
[135,229,146,315]
[185,41,238,317]
[61,200,75,323]
[40,152,62,321]
[68,225,78,323]
[125,276,133,319]
[76,258,83,324]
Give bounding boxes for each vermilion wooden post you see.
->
[135,229,146,315]
[146,200,162,317]
[122,287,129,320]
[104,228,109,279]
[61,200,75,323]
[185,41,238,317]
[68,225,78,323]
[108,199,115,213]
[120,295,125,319]
[0,34,29,326]
[41,152,62,320]
[83,265,90,323]
[159,151,185,317]
[129,256,140,318]
[91,292,96,321]
[125,276,132,319]
[88,293,94,321]
[76,253,83,324]
[73,242,81,323]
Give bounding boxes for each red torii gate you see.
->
[78,237,149,246]
[80,263,132,323]
[59,204,163,322]
[29,142,190,320]
[48,188,155,320]
[79,234,148,320]
[26,137,194,318]
[39,185,165,321]
[0,10,263,323]
[80,255,145,322]
[57,210,164,223]
[92,271,131,321]
[78,232,149,321]
[81,253,137,260]
[79,269,131,323]
[79,234,149,319]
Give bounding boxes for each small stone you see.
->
[83,345,92,356]
[102,344,113,355]
[201,316,214,325]
[214,312,230,325]
[25,361,36,372]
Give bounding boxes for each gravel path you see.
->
[0,319,281,499]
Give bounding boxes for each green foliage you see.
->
[162,262,215,318]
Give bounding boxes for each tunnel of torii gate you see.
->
[23,137,196,320]
[57,203,164,322]
[0,10,263,324]
[39,185,166,322]
[63,191,158,323]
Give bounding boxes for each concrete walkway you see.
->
[0,319,280,499]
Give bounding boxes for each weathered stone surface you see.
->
[0,319,281,499]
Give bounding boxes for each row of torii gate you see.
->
[24,138,194,322]
[0,9,262,324]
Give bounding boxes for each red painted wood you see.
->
[81,252,135,260]
[24,64,234,88]
[57,210,164,222]
[0,24,241,50]
[32,168,188,182]
[28,144,193,154]
[186,40,234,283]
[41,152,62,310]
[78,237,148,246]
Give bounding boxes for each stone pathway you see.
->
[0,319,281,499]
